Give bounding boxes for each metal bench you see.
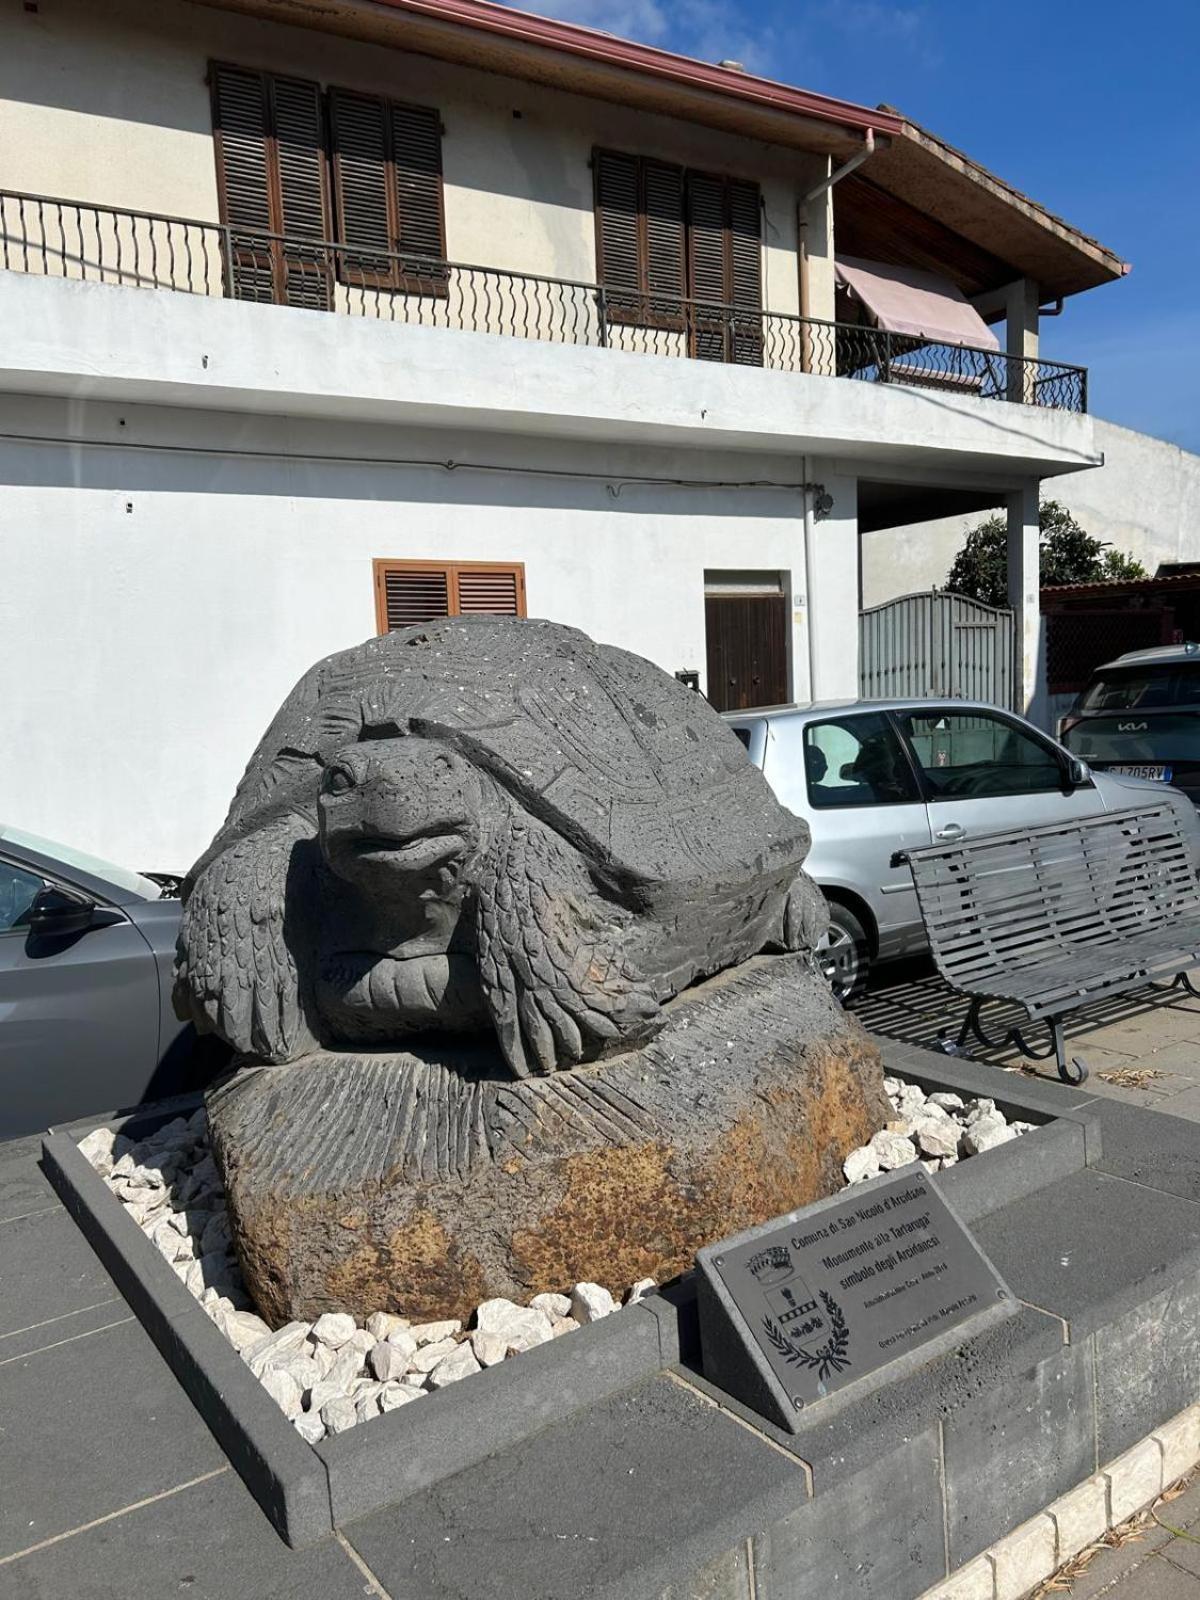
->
[898,803,1200,1085]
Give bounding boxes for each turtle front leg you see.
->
[473,818,663,1077]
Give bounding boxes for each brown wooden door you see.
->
[705,593,788,711]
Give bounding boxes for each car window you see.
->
[898,710,1064,799]
[1078,663,1200,712]
[0,826,159,900]
[803,713,921,808]
[0,861,46,933]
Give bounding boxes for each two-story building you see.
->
[0,0,1126,867]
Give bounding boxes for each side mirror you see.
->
[27,884,96,938]
[1066,757,1089,788]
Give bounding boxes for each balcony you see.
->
[0,190,1087,414]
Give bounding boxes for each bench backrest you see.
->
[904,804,1200,990]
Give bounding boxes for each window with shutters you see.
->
[210,62,333,310]
[329,89,447,296]
[373,561,526,633]
[593,150,762,360]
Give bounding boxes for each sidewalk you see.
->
[1033,1471,1200,1599]
[850,959,1200,1115]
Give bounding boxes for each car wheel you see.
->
[818,902,870,1003]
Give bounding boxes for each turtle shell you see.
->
[197,617,809,896]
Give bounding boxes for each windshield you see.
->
[1077,662,1200,713]
[0,825,161,899]
[1065,713,1200,764]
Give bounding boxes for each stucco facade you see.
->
[0,0,830,317]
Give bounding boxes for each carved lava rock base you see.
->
[206,955,888,1325]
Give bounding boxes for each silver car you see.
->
[727,698,1200,997]
[0,826,226,1138]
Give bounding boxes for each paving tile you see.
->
[1156,1088,1200,1123]
[0,1470,366,1600]
[1047,1525,1173,1600]
[0,1134,60,1224]
[345,1375,807,1600]
[0,1205,114,1337]
[0,1315,226,1558]
[1084,1099,1200,1203]
[0,1296,128,1363]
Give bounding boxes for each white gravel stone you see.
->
[869,1129,918,1171]
[409,1319,462,1346]
[261,1365,303,1419]
[570,1282,616,1324]
[355,1393,382,1423]
[244,1321,311,1372]
[311,1312,358,1350]
[913,1115,961,1160]
[882,1077,903,1096]
[294,1413,326,1444]
[964,1098,997,1123]
[368,1341,410,1383]
[843,1146,880,1184]
[407,1337,460,1374]
[529,1292,571,1319]
[474,1298,553,1352]
[379,1383,417,1412]
[199,1212,232,1257]
[320,1397,359,1436]
[965,1118,1017,1155]
[78,1127,119,1174]
[427,1343,481,1388]
[624,1279,657,1305]
[470,1330,510,1367]
[928,1092,965,1111]
[550,1317,580,1338]
[384,1327,418,1360]
[366,1311,409,1341]
[222,1309,273,1353]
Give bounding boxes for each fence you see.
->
[859,590,1016,708]
[0,189,1088,413]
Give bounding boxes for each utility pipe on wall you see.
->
[802,454,819,700]
[798,128,877,323]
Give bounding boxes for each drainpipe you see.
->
[798,129,876,323]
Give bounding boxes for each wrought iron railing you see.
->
[0,189,1088,413]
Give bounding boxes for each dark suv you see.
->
[1060,644,1200,807]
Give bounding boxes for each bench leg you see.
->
[938,999,980,1058]
[1010,1017,1088,1086]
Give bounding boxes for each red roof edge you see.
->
[366,0,905,138]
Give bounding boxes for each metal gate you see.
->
[858,590,1015,708]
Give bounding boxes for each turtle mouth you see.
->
[347,830,469,875]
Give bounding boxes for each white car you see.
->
[727,697,1200,997]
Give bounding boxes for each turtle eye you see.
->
[325,765,354,796]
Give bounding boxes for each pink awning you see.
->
[835,256,1000,350]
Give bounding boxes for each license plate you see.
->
[1111,764,1173,782]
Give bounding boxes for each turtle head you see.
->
[319,736,487,900]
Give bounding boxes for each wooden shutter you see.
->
[642,159,685,324]
[211,64,275,303]
[210,62,331,309]
[686,170,729,362]
[594,149,640,317]
[373,561,526,633]
[727,178,763,366]
[270,75,332,310]
[392,102,446,291]
[685,170,762,364]
[330,90,446,295]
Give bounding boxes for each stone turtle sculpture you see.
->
[175,617,827,1076]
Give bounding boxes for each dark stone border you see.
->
[41,1047,1097,1548]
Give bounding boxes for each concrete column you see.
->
[1004,278,1040,404]
[1007,481,1040,713]
[806,471,860,700]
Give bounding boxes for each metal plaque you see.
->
[695,1164,1015,1431]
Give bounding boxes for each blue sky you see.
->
[505,0,1200,454]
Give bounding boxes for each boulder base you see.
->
[207,955,888,1325]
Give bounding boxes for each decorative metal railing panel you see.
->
[0,190,1088,413]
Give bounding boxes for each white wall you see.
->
[0,393,813,870]
[861,418,1200,607]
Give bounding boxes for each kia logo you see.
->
[1118,721,1149,732]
